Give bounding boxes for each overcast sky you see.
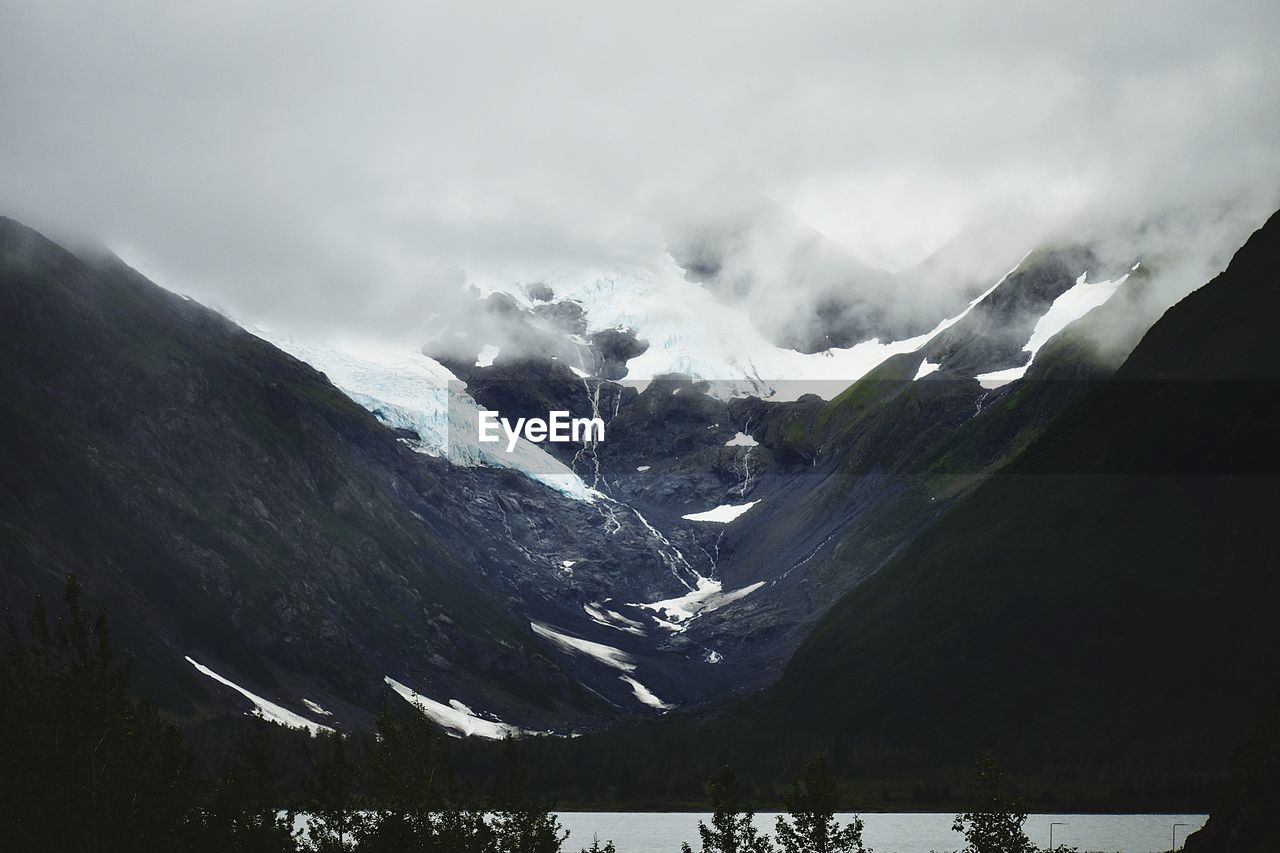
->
[2,1,1278,337]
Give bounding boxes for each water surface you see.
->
[555,811,1208,853]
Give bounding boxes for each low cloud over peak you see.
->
[1,1,1277,340]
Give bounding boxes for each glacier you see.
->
[467,252,1030,402]
[256,331,599,502]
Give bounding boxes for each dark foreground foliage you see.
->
[0,578,576,853]
[0,576,195,851]
[2,578,1236,853]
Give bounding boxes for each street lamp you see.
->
[1173,822,1193,851]
[1049,821,1067,850]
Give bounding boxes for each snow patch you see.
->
[530,622,636,672]
[302,699,333,717]
[384,676,520,740]
[975,366,1025,390]
[913,360,941,380]
[186,656,334,735]
[636,465,651,472]
[474,344,500,368]
[584,603,646,636]
[620,675,675,710]
[724,432,758,447]
[1024,271,1129,355]
[682,500,760,523]
[631,579,765,632]
[975,270,1129,389]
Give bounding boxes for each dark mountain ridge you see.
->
[4,205,1272,813]
[0,217,601,730]
[504,208,1280,809]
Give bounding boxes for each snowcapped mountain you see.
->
[0,210,1183,744]
[462,252,1027,401]
[213,231,1152,732]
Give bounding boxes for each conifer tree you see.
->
[200,718,299,852]
[0,576,195,851]
[682,765,775,853]
[302,731,363,851]
[775,756,866,853]
[359,690,492,852]
[489,736,568,853]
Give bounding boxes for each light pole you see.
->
[1173,822,1193,851]
[1049,821,1067,850]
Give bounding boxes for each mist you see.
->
[1,1,1278,346]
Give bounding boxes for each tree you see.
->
[199,718,299,852]
[0,575,196,851]
[302,731,363,851]
[951,756,1035,853]
[775,756,866,853]
[489,736,569,853]
[682,765,775,853]
[359,690,491,852]
[580,836,617,853]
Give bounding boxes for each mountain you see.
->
[0,217,608,734]
[421,240,1152,684]
[5,200,1262,810]
[665,200,1029,354]
[1184,686,1280,853]
[510,208,1280,809]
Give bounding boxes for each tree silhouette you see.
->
[490,736,568,853]
[198,717,299,852]
[951,755,1035,853]
[682,765,775,853]
[0,575,196,851]
[775,756,866,853]
[359,689,491,852]
[302,731,363,851]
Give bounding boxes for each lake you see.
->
[555,812,1208,853]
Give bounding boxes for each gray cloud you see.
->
[2,0,1278,341]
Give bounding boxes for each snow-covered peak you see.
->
[465,252,1029,402]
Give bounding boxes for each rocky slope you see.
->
[0,217,606,732]
[0,207,1207,753]
[510,208,1280,809]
